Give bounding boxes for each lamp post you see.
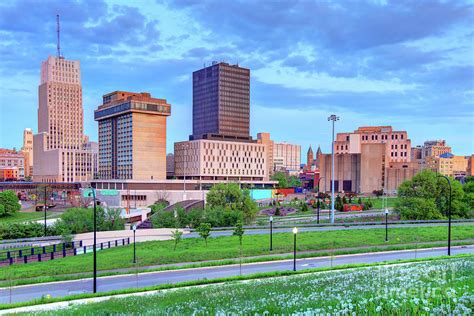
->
[437,174,452,256]
[316,177,325,224]
[269,216,273,251]
[292,227,298,271]
[43,185,48,236]
[385,208,389,242]
[132,224,137,264]
[328,114,339,224]
[88,188,97,293]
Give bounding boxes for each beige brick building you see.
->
[335,126,411,163]
[95,91,171,181]
[34,56,96,182]
[174,139,267,181]
[425,154,468,177]
[257,133,300,176]
[20,128,34,177]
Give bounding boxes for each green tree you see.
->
[335,195,343,211]
[171,229,183,250]
[288,175,302,188]
[0,190,21,217]
[206,183,257,224]
[233,220,245,274]
[271,172,289,188]
[357,197,362,205]
[196,222,211,246]
[395,170,469,219]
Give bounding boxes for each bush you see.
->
[151,210,177,228]
[0,190,21,217]
[53,207,125,235]
[394,198,442,220]
[0,222,47,239]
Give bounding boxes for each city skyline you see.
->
[0,0,473,156]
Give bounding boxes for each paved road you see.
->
[1,246,472,305]
[186,222,471,238]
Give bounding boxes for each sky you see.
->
[0,0,473,156]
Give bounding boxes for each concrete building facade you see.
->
[0,149,25,180]
[425,153,468,178]
[422,140,452,160]
[33,56,96,183]
[257,133,274,178]
[273,142,301,174]
[95,91,171,181]
[20,128,34,177]
[335,126,411,163]
[174,140,267,181]
[320,143,420,194]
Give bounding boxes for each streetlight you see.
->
[43,185,48,236]
[88,187,98,293]
[132,224,137,264]
[385,208,389,242]
[328,114,340,224]
[269,216,273,251]
[437,174,452,256]
[183,144,189,201]
[292,227,298,271]
[316,177,325,224]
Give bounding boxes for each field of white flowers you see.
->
[36,257,473,315]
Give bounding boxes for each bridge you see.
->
[137,200,204,229]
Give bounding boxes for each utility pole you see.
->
[43,186,47,236]
[328,115,340,224]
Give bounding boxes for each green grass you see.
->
[360,196,399,209]
[2,240,471,288]
[1,224,472,283]
[0,211,55,224]
[9,256,473,314]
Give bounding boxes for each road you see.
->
[1,246,472,305]
[186,222,471,238]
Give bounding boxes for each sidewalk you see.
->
[73,229,189,247]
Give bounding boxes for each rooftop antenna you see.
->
[56,14,61,58]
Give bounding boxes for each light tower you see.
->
[328,114,340,224]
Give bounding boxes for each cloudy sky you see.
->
[0,0,473,156]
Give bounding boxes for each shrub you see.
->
[0,222,46,239]
[53,207,125,235]
[394,198,442,220]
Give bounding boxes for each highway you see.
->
[1,245,472,305]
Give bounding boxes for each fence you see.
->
[0,238,130,267]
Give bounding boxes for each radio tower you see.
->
[56,14,61,58]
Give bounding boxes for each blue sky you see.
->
[0,0,473,156]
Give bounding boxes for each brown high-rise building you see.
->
[192,62,250,141]
[33,55,96,182]
[95,91,171,180]
[306,146,314,169]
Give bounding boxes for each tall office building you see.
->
[192,62,250,141]
[273,142,301,174]
[33,54,96,182]
[95,91,171,180]
[20,128,34,177]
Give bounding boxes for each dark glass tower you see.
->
[192,62,251,141]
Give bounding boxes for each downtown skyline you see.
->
[0,0,473,156]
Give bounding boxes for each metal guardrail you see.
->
[192,219,474,232]
[0,237,131,267]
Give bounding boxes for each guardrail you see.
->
[192,219,474,232]
[0,238,130,267]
